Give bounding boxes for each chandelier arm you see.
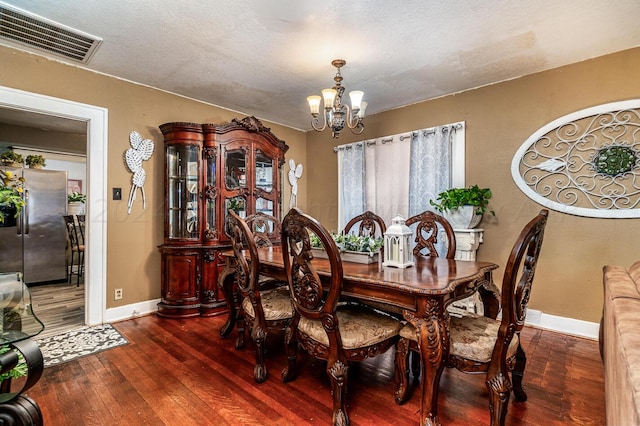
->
[344,104,364,131]
[310,114,327,132]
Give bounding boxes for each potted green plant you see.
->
[0,151,24,167]
[430,185,494,229]
[25,154,46,169]
[0,169,25,226]
[67,191,86,216]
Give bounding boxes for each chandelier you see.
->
[306,59,367,138]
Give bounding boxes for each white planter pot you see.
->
[67,202,85,216]
[443,205,482,229]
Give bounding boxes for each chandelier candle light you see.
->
[307,59,367,138]
[382,215,414,269]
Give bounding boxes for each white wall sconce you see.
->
[382,215,414,268]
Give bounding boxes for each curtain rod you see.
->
[333,121,464,152]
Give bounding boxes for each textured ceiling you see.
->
[2,0,640,132]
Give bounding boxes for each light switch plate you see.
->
[113,188,122,200]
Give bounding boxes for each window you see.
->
[337,122,465,229]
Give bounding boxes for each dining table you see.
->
[219,246,499,426]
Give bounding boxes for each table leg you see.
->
[406,297,449,426]
[218,261,237,339]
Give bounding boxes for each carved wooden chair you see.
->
[405,210,456,259]
[342,210,386,238]
[281,207,402,426]
[62,215,84,286]
[227,209,293,383]
[234,211,288,349]
[394,209,549,426]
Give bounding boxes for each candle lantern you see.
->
[382,215,414,268]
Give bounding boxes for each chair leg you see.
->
[235,305,246,350]
[512,342,528,402]
[327,359,349,426]
[251,321,268,383]
[281,323,298,383]
[394,337,411,404]
[486,371,512,426]
[410,350,420,377]
[67,253,72,283]
[77,250,84,286]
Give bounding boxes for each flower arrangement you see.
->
[310,232,383,255]
[0,169,25,224]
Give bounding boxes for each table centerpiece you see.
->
[310,232,383,264]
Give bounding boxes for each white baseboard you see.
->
[101,300,601,341]
[104,298,161,324]
[525,309,600,340]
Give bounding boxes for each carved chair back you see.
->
[405,210,456,259]
[342,210,386,238]
[244,211,281,248]
[227,209,260,300]
[282,207,343,336]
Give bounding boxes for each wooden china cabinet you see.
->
[158,116,289,318]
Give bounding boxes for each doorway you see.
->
[0,85,107,326]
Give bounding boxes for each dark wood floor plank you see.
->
[27,314,605,425]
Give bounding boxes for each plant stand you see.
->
[449,228,490,316]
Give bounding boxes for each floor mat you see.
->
[34,324,128,367]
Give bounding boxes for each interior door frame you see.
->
[0,85,107,326]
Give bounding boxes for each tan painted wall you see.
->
[307,47,640,323]
[0,46,307,309]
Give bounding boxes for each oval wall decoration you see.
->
[511,99,640,218]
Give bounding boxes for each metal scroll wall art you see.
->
[511,100,640,218]
[124,131,155,214]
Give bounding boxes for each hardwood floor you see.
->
[27,313,605,425]
[28,281,85,339]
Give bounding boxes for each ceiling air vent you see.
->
[0,3,101,63]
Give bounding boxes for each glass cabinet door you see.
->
[255,150,274,216]
[255,150,273,193]
[225,149,247,190]
[168,144,200,239]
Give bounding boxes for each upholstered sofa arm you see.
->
[602,262,640,426]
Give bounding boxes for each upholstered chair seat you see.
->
[299,305,402,349]
[399,313,519,363]
[242,286,293,322]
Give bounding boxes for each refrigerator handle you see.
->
[23,189,29,235]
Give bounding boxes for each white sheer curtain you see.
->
[337,142,365,231]
[365,137,411,226]
[337,122,465,231]
[408,125,458,216]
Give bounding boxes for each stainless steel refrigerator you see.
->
[0,166,68,284]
